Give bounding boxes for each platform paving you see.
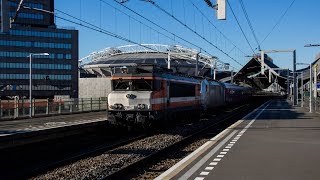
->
[157,99,320,180]
[0,111,108,149]
[0,111,107,136]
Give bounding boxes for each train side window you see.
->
[170,82,195,97]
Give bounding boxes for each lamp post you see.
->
[304,43,320,112]
[296,63,312,113]
[271,68,290,97]
[294,72,303,107]
[28,53,49,117]
[313,64,318,111]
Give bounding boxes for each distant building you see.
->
[0,0,78,99]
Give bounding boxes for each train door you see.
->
[200,80,209,110]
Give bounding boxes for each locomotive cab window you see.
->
[133,79,152,90]
[113,80,131,90]
[112,79,153,91]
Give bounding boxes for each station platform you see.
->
[156,99,320,180]
[0,111,108,149]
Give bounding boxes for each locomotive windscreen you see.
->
[112,79,153,91]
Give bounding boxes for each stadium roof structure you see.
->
[79,44,232,78]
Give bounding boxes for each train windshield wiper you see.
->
[114,80,131,90]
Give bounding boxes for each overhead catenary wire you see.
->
[141,0,244,66]
[79,0,82,24]
[99,0,102,28]
[78,1,184,48]
[55,7,239,70]
[238,0,260,51]
[11,0,24,24]
[260,0,296,46]
[55,14,185,64]
[55,9,163,54]
[227,0,255,54]
[187,0,248,56]
[109,0,238,69]
[102,0,211,55]
[104,0,196,47]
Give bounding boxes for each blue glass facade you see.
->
[0,74,71,80]
[8,1,43,9]
[0,62,71,70]
[0,0,78,99]
[9,12,43,20]
[9,30,72,38]
[0,51,71,59]
[0,40,72,49]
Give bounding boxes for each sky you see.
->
[55,0,320,71]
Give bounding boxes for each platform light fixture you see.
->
[204,0,226,20]
[304,44,319,111]
[28,53,49,117]
[296,63,312,112]
[304,44,320,47]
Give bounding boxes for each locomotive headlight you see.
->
[116,104,123,109]
[110,104,123,109]
[137,104,146,109]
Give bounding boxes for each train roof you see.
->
[223,83,250,89]
[207,80,224,86]
[110,64,201,84]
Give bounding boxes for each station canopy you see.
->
[234,53,320,91]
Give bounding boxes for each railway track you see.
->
[30,100,263,179]
[106,103,254,179]
[29,133,148,178]
[0,125,144,179]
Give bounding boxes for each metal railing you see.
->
[315,97,320,112]
[0,97,108,120]
[301,96,320,113]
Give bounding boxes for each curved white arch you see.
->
[79,44,222,69]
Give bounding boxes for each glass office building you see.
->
[0,0,78,99]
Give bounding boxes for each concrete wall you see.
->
[79,78,112,98]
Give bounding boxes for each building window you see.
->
[9,12,44,20]
[0,51,72,60]
[0,63,71,70]
[9,1,44,9]
[0,73,72,80]
[0,40,71,49]
[10,30,72,39]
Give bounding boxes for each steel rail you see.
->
[105,103,253,179]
